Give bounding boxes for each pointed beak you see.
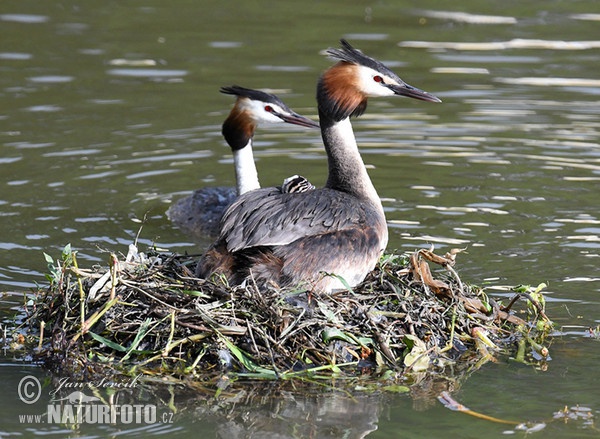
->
[277,111,320,128]
[388,83,442,103]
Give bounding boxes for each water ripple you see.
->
[106,68,188,78]
[0,52,32,60]
[418,10,517,24]
[28,76,74,83]
[399,39,600,50]
[570,13,600,21]
[0,13,48,23]
[495,77,600,87]
[24,105,63,112]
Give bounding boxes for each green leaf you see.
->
[89,332,127,352]
[121,318,153,362]
[217,332,277,377]
[514,284,530,293]
[402,335,430,372]
[322,327,356,344]
[381,385,410,393]
[180,290,210,298]
[322,328,373,349]
[62,243,72,259]
[330,273,353,293]
[357,336,374,346]
[318,302,339,324]
[402,334,424,350]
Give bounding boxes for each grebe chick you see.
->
[196,40,441,292]
[281,174,316,193]
[167,86,319,239]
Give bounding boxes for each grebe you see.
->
[166,85,318,238]
[196,40,441,292]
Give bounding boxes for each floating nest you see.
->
[11,243,553,387]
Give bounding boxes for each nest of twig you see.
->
[12,243,553,384]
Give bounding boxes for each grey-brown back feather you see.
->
[219,187,375,252]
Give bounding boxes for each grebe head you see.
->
[281,174,315,193]
[318,39,441,121]
[220,85,318,150]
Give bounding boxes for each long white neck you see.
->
[233,140,260,195]
[321,112,381,207]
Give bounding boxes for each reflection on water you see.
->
[0,13,49,23]
[106,68,188,78]
[1,0,600,437]
[401,38,600,50]
[418,10,517,24]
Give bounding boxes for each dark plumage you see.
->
[167,187,237,239]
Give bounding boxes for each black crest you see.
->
[220,85,288,109]
[325,39,402,83]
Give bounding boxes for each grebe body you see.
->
[167,86,318,238]
[197,41,441,291]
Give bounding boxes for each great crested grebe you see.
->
[166,85,318,238]
[196,40,441,292]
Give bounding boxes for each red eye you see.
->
[373,75,384,83]
[264,105,274,112]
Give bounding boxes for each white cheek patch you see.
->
[241,99,285,124]
[358,67,397,97]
